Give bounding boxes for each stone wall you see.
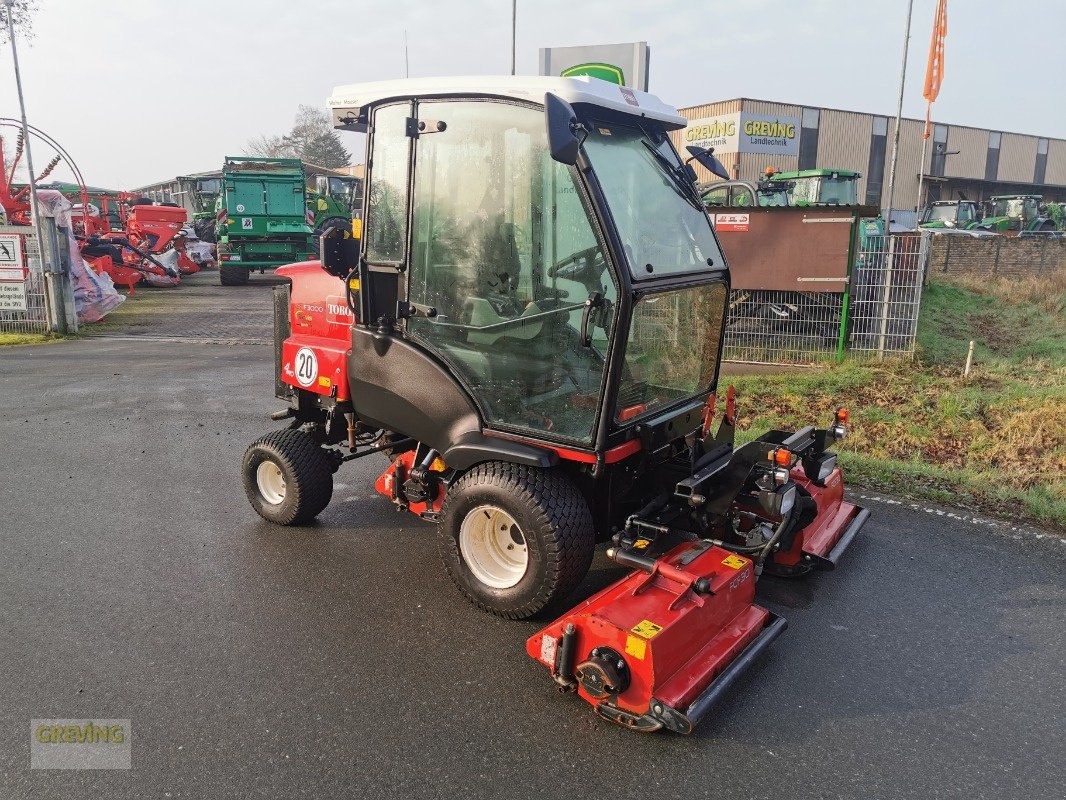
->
[928,234,1066,277]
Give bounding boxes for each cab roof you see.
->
[771,168,862,179]
[327,76,687,131]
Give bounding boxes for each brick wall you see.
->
[929,235,1066,277]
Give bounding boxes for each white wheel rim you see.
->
[256,460,287,505]
[458,505,528,589]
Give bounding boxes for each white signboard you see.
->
[683,112,800,156]
[0,233,27,310]
[539,41,650,91]
[683,112,740,153]
[0,281,27,311]
[0,233,24,269]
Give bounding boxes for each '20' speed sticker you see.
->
[294,347,318,387]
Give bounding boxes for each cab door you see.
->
[403,99,618,444]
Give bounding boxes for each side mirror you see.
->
[686,145,730,179]
[315,174,329,195]
[319,221,358,278]
[545,92,587,165]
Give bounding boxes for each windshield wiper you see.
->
[640,140,705,211]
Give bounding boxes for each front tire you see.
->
[242,429,334,525]
[437,462,594,619]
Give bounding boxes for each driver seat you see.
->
[464,298,544,346]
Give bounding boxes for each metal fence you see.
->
[848,233,927,357]
[0,225,48,334]
[723,288,844,363]
[722,233,927,364]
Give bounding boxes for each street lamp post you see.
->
[3,0,62,331]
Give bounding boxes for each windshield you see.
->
[328,177,356,205]
[990,198,1033,218]
[757,187,790,207]
[789,176,858,206]
[925,205,957,222]
[581,122,725,279]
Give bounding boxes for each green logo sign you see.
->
[560,62,626,86]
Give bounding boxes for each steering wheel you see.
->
[548,246,608,292]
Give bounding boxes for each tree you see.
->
[302,132,351,170]
[244,133,295,159]
[244,105,351,168]
[0,1,38,43]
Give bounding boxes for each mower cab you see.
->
[243,76,868,734]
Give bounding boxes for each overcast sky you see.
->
[2,0,1064,188]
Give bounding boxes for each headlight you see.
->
[759,484,796,517]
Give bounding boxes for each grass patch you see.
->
[723,274,1066,531]
[0,332,61,346]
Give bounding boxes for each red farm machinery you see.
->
[240,77,869,734]
[1,120,200,292]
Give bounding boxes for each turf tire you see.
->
[242,429,334,525]
[437,462,594,619]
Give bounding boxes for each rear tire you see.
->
[314,216,350,239]
[242,429,334,525]
[220,262,249,286]
[437,462,594,619]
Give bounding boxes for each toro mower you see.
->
[241,77,868,734]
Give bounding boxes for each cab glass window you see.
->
[615,282,727,422]
[365,103,410,262]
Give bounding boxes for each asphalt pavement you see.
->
[1,308,1063,798]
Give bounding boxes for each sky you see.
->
[2,0,1064,189]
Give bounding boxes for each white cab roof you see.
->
[327,76,686,130]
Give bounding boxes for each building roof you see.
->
[327,75,687,130]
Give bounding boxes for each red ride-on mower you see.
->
[241,77,869,734]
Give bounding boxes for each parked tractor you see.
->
[307,173,360,238]
[767,168,861,206]
[240,77,867,735]
[975,194,1057,234]
[215,157,314,286]
[919,199,981,229]
[176,174,223,242]
[700,177,792,208]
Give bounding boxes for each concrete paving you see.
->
[1,323,1063,798]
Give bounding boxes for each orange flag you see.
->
[923,0,948,139]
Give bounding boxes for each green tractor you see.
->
[768,168,861,207]
[919,200,981,230]
[975,195,1057,233]
[306,173,361,238]
[215,157,315,286]
[177,175,222,242]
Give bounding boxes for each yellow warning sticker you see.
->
[630,619,664,639]
[633,538,650,550]
[722,554,748,569]
[625,635,647,661]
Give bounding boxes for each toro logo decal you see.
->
[293,346,318,388]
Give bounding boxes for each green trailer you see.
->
[216,157,315,286]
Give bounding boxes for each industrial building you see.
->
[670,98,1066,216]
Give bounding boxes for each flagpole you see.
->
[917,136,928,218]
[883,0,915,232]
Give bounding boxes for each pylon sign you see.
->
[539,42,650,91]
